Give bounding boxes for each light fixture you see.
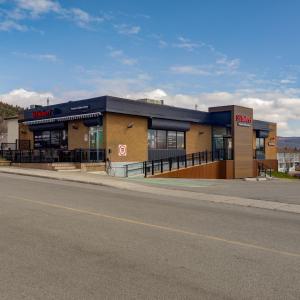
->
[127,122,134,128]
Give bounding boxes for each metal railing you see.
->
[1,139,31,150]
[257,161,272,177]
[0,148,106,163]
[125,149,232,177]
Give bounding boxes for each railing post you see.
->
[169,158,172,171]
[152,160,154,175]
[125,164,128,177]
[160,159,163,173]
[205,150,208,164]
[192,153,194,166]
[144,162,147,178]
[177,156,180,169]
[185,155,187,168]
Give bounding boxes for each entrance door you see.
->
[89,126,103,161]
[223,137,233,160]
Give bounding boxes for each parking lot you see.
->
[128,177,300,205]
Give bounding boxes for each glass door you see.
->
[89,126,103,161]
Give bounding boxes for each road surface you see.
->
[0,173,299,299]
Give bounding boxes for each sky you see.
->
[1,0,300,136]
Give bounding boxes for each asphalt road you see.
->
[129,177,300,205]
[0,173,300,299]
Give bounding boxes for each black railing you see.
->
[257,162,272,177]
[254,150,266,160]
[1,139,31,151]
[0,148,105,163]
[124,149,232,177]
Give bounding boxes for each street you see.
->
[0,173,300,299]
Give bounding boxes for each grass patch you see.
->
[271,171,299,179]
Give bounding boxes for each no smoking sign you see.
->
[118,144,127,157]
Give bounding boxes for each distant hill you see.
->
[0,101,22,133]
[0,101,21,118]
[278,137,300,149]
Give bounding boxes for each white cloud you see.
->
[114,24,140,35]
[0,88,55,108]
[108,48,137,65]
[13,51,58,62]
[1,0,103,31]
[0,19,27,31]
[216,56,240,72]
[16,0,61,16]
[66,8,103,29]
[173,36,201,51]
[170,65,210,75]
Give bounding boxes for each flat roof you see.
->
[22,95,273,130]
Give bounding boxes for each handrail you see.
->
[124,149,232,177]
[0,148,106,163]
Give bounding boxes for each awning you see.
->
[149,118,191,131]
[256,130,269,138]
[22,112,102,126]
[29,122,65,131]
[83,117,103,127]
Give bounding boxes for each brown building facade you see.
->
[17,96,277,178]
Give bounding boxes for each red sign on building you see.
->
[32,110,53,119]
[235,114,252,127]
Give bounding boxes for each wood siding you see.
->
[153,160,234,179]
[186,124,212,154]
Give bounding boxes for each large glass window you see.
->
[89,126,103,149]
[147,130,185,149]
[167,131,177,149]
[177,132,185,149]
[255,137,265,159]
[156,130,167,149]
[34,129,68,149]
[256,137,265,151]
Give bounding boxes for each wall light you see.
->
[127,122,134,128]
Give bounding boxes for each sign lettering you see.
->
[235,114,252,127]
[32,110,52,119]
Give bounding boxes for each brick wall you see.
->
[68,120,89,150]
[186,124,212,154]
[104,112,148,162]
[265,123,277,160]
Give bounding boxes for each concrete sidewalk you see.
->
[1,166,300,215]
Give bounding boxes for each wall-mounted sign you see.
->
[268,137,276,146]
[32,110,53,119]
[235,114,252,127]
[118,144,127,156]
[70,105,90,111]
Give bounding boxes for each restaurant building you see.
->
[17,95,278,178]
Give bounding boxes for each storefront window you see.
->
[177,132,185,149]
[156,130,167,149]
[167,131,177,149]
[255,137,265,159]
[148,129,156,149]
[147,130,185,150]
[89,126,103,149]
[34,129,68,149]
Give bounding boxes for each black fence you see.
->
[0,139,31,150]
[125,149,232,177]
[0,148,106,163]
[257,161,272,177]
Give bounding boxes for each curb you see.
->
[1,169,300,215]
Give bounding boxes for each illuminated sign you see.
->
[235,114,252,127]
[32,110,53,119]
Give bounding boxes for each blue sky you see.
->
[1,0,300,136]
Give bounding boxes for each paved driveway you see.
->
[128,177,300,205]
